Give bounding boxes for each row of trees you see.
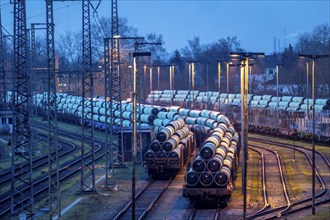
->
[280,24,330,98]
[165,24,329,98]
[1,15,329,98]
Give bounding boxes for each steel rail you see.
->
[138,179,173,220]
[248,139,328,219]
[249,137,330,167]
[0,141,103,217]
[113,179,173,220]
[113,180,154,220]
[248,147,270,216]
[0,135,63,178]
[246,145,291,220]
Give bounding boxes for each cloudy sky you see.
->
[1,0,329,54]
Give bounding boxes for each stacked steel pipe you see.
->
[144,116,195,170]
[33,93,164,127]
[186,122,239,188]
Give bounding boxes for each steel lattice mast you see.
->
[134,44,143,162]
[45,0,60,218]
[104,38,113,185]
[110,0,124,166]
[10,0,34,218]
[104,0,123,186]
[80,0,96,192]
[0,7,6,109]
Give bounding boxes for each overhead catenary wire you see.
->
[2,2,80,28]
[90,0,106,37]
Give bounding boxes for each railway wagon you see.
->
[144,116,196,179]
[182,119,240,208]
[147,90,330,143]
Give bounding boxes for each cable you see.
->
[91,0,106,38]
[3,2,80,27]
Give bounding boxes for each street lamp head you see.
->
[229,63,240,67]
[230,53,242,61]
[185,60,200,63]
[254,53,265,58]
[299,54,330,59]
[132,52,151,57]
[230,52,265,60]
[299,54,311,59]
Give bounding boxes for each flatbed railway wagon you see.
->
[183,122,240,208]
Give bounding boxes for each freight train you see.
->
[147,90,330,143]
[144,106,240,206]
[6,91,240,207]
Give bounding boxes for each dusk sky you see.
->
[1,0,329,55]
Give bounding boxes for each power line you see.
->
[3,2,80,27]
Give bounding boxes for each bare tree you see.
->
[295,24,330,98]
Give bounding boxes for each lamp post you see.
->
[276,64,283,130]
[206,62,210,110]
[299,53,329,215]
[217,61,221,112]
[226,62,230,100]
[169,65,173,91]
[249,65,252,95]
[166,64,176,105]
[143,65,147,101]
[214,60,230,113]
[306,61,309,119]
[186,61,198,109]
[169,65,175,91]
[230,52,264,220]
[132,52,151,220]
[172,65,175,90]
[192,62,195,109]
[149,67,153,104]
[188,63,191,107]
[157,66,160,91]
[149,67,153,93]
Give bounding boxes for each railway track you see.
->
[250,137,330,165]
[113,179,173,220]
[246,145,291,220]
[0,127,105,217]
[0,136,75,188]
[248,148,270,215]
[0,135,64,184]
[142,166,193,219]
[188,207,222,220]
[249,138,329,219]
